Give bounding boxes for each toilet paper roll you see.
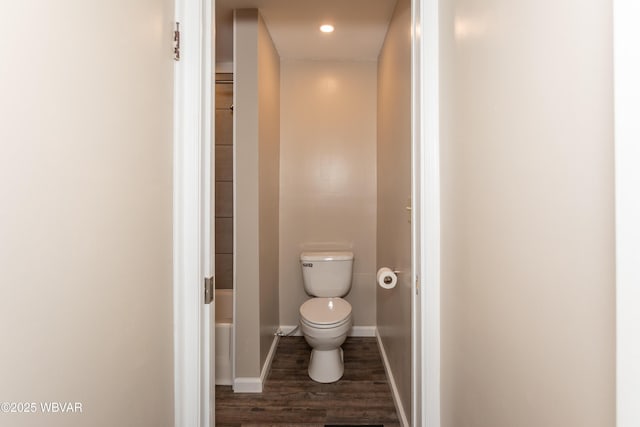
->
[377,267,397,289]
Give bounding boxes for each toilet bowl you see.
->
[299,297,353,383]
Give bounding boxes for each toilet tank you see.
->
[300,251,354,297]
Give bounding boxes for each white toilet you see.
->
[299,251,354,383]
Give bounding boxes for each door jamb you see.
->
[614,1,640,426]
[413,0,441,426]
[173,0,215,426]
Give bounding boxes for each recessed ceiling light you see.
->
[320,24,335,33]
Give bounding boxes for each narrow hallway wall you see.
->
[0,1,174,425]
[440,0,615,426]
[234,8,280,380]
[376,0,413,421]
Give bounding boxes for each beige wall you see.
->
[376,0,413,419]
[440,0,615,426]
[235,8,260,378]
[234,9,280,378]
[257,15,281,369]
[0,1,174,426]
[279,60,378,327]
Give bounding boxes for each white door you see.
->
[0,1,180,426]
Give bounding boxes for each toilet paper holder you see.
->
[382,270,400,285]
[377,267,400,289]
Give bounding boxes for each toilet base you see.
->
[308,347,344,383]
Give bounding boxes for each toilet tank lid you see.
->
[300,251,354,262]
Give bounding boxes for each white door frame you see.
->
[413,0,441,426]
[174,0,443,425]
[173,0,215,426]
[614,2,640,427]
[411,1,422,424]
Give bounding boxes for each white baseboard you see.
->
[260,334,279,384]
[233,334,279,393]
[232,376,262,393]
[376,328,410,427]
[351,326,376,337]
[279,324,376,337]
[278,325,303,336]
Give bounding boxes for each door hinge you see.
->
[415,275,420,295]
[204,276,214,304]
[173,22,181,61]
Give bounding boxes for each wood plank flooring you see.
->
[215,337,400,427]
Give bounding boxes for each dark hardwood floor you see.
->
[215,336,400,427]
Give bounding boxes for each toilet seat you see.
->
[300,297,352,328]
[300,314,351,330]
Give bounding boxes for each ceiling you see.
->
[215,0,398,64]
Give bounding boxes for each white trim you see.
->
[203,2,214,426]
[412,0,441,425]
[418,0,441,426]
[232,335,280,393]
[410,0,422,424]
[278,325,303,336]
[278,325,377,337]
[350,326,377,337]
[614,1,640,426]
[376,329,410,427]
[260,335,280,384]
[232,377,263,393]
[173,0,214,426]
